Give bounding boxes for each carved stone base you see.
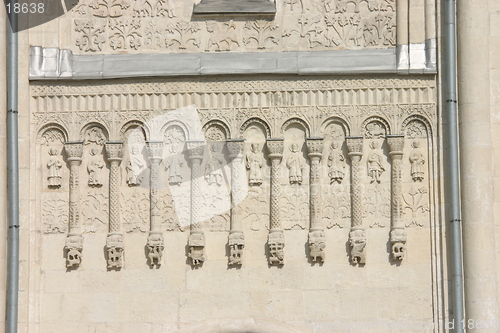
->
[147,232,164,266]
[106,233,124,269]
[65,234,83,268]
[228,230,245,266]
[349,227,366,264]
[308,228,325,263]
[268,230,284,265]
[390,228,407,260]
[188,232,205,266]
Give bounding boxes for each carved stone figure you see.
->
[228,231,245,266]
[165,143,184,185]
[188,232,205,266]
[349,228,366,264]
[286,143,304,184]
[206,20,239,51]
[390,228,407,261]
[106,233,124,269]
[327,141,346,184]
[126,144,144,186]
[308,229,325,263]
[409,140,425,182]
[367,141,384,183]
[65,234,83,268]
[88,147,104,187]
[47,147,62,188]
[147,232,164,266]
[268,230,285,265]
[245,143,264,186]
[205,143,224,186]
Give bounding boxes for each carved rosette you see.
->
[387,135,406,260]
[187,140,206,266]
[306,138,325,263]
[105,141,124,268]
[346,136,365,264]
[64,141,84,268]
[227,139,245,266]
[266,138,285,265]
[146,141,164,266]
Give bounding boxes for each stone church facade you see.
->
[0,0,499,332]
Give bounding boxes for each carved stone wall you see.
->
[63,0,396,54]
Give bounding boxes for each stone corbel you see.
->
[187,140,206,266]
[105,141,124,268]
[266,138,285,265]
[387,135,406,260]
[306,138,325,263]
[146,141,165,266]
[64,141,84,268]
[227,139,245,266]
[346,136,366,264]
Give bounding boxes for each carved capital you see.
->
[266,138,284,159]
[146,141,164,160]
[346,136,363,157]
[147,232,164,266]
[188,231,205,266]
[308,228,325,263]
[387,135,405,156]
[64,141,84,161]
[226,138,245,158]
[106,232,124,269]
[228,230,245,266]
[349,227,366,265]
[186,140,205,160]
[65,234,83,268]
[390,227,407,260]
[268,229,284,265]
[306,137,324,158]
[105,141,124,162]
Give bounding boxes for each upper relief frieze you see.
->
[68,0,396,54]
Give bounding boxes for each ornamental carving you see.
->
[47,147,63,188]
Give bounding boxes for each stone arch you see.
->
[119,120,147,141]
[160,120,190,142]
[79,122,110,144]
[401,115,432,139]
[37,123,68,145]
[202,119,231,141]
[361,116,391,138]
[281,117,311,137]
[240,117,271,138]
[321,117,350,138]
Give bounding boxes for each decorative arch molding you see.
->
[79,122,110,144]
[37,123,69,145]
[160,120,190,142]
[361,116,391,137]
[202,119,231,141]
[281,117,311,137]
[240,117,272,138]
[119,120,147,141]
[401,115,433,139]
[320,116,350,137]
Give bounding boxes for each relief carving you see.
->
[349,228,366,264]
[309,229,325,263]
[206,21,239,51]
[122,190,149,232]
[109,19,142,50]
[165,143,184,185]
[403,187,429,228]
[367,140,384,183]
[205,143,224,186]
[286,143,305,185]
[75,19,107,52]
[166,21,201,50]
[42,195,69,233]
[88,147,105,187]
[268,230,285,265]
[126,144,145,186]
[82,191,109,233]
[409,140,425,182]
[244,20,279,49]
[245,143,264,186]
[47,147,63,188]
[327,141,345,184]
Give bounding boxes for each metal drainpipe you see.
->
[6,1,19,332]
[444,0,465,332]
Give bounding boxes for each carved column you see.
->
[266,138,285,265]
[346,137,365,264]
[187,140,205,266]
[387,135,406,260]
[105,141,124,268]
[227,139,245,266]
[64,141,84,268]
[306,138,325,263]
[146,141,164,266]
